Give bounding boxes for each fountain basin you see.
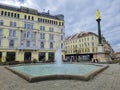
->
[5,64,108,82]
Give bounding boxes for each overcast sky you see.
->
[0,0,120,51]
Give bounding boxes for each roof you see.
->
[66,32,98,41]
[0,3,64,20]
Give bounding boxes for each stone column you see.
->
[2,51,6,62]
[45,52,48,61]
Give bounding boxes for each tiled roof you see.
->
[66,32,98,40]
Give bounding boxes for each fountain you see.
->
[55,48,63,65]
[5,34,109,82]
[5,40,109,82]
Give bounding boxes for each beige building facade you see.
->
[65,32,114,62]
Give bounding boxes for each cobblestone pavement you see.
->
[0,64,120,90]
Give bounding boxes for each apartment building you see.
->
[0,4,65,62]
[65,32,114,61]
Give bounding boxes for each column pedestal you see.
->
[96,44,112,62]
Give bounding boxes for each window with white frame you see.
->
[49,34,54,40]
[9,30,16,37]
[0,39,1,47]
[49,27,54,32]
[9,39,14,48]
[10,21,16,27]
[50,42,53,49]
[61,43,63,49]
[24,31,34,39]
[61,35,63,40]
[40,42,44,49]
[26,41,30,47]
[0,20,4,25]
[40,26,45,31]
[24,22,34,29]
[27,32,30,38]
[0,29,3,36]
[40,33,45,39]
[61,29,63,33]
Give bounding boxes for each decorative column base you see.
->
[98,44,104,52]
[95,44,112,62]
[96,52,112,62]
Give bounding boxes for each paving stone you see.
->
[0,64,120,90]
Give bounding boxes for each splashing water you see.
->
[55,48,63,66]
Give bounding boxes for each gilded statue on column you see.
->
[96,10,101,20]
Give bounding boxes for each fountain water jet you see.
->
[55,48,63,65]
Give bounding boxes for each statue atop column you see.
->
[96,10,101,20]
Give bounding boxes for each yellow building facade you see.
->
[0,4,65,62]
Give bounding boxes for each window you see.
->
[8,12,10,16]
[61,29,63,33]
[0,39,1,47]
[49,34,54,40]
[5,12,7,16]
[31,33,34,38]
[14,13,16,18]
[9,40,14,48]
[59,22,61,26]
[26,41,30,47]
[24,15,27,19]
[17,14,20,18]
[62,22,64,26]
[61,43,63,49]
[27,32,30,38]
[0,29,2,36]
[9,30,16,37]
[40,26,45,31]
[61,35,63,40]
[28,16,30,20]
[24,32,33,38]
[49,27,54,32]
[92,37,94,40]
[50,42,53,49]
[10,21,16,27]
[87,37,89,41]
[13,30,16,37]
[30,23,34,29]
[1,11,4,15]
[40,42,44,49]
[38,18,42,22]
[40,33,45,39]
[92,42,94,46]
[11,13,13,17]
[0,20,4,25]
[24,22,34,29]
[32,16,34,21]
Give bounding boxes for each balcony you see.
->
[0,46,16,50]
[18,46,38,51]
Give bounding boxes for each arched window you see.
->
[1,11,4,15]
